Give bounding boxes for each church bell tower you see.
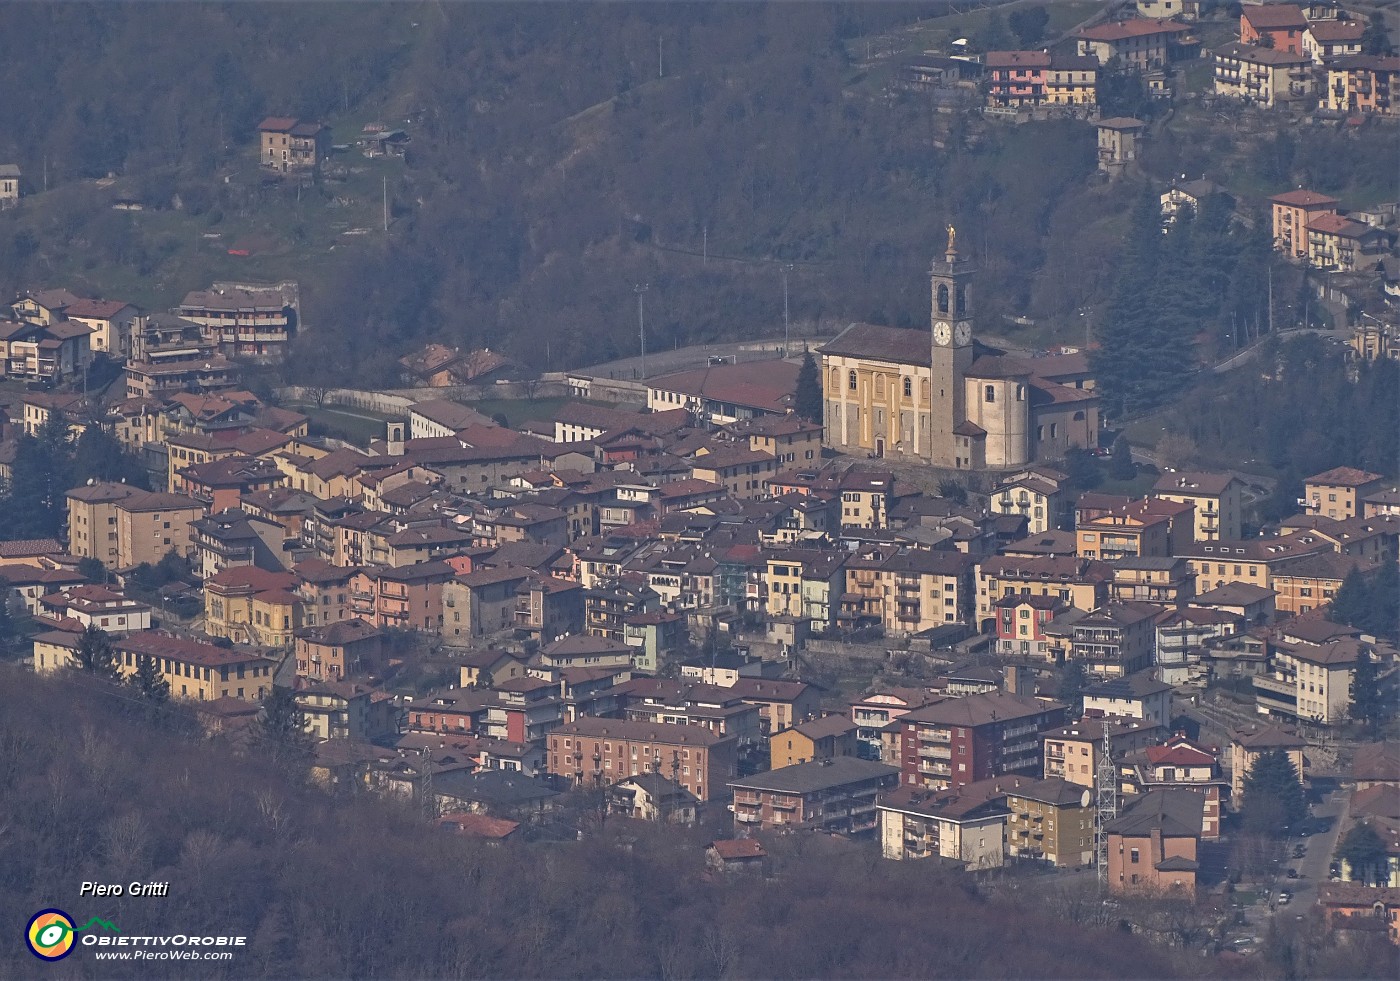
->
[929,225,976,466]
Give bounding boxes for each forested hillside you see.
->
[0,3,1394,389]
[0,669,1199,979]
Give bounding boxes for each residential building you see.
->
[1214,40,1316,108]
[1106,789,1204,896]
[877,784,1008,866]
[898,691,1068,791]
[257,116,329,173]
[1119,733,1227,838]
[1160,179,1228,224]
[514,574,584,643]
[721,414,823,466]
[0,317,92,382]
[1056,602,1160,678]
[548,716,738,802]
[190,509,289,578]
[1152,471,1242,541]
[728,678,822,736]
[1181,532,1332,594]
[1227,723,1306,800]
[1108,557,1195,607]
[770,714,859,769]
[65,482,203,569]
[1306,467,1389,520]
[457,649,528,689]
[850,688,942,760]
[293,618,382,683]
[37,585,152,635]
[0,164,17,207]
[203,566,303,648]
[1076,498,1192,561]
[1272,553,1374,617]
[990,467,1068,535]
[443,566,532,642]
[62,298,140,359]
[1083,671,1175,727]
[1305,213,1391,272]
[1254,621,1389,727]
[177,281,299,361]
[995,594,1073,663]
[975,554,1111,632]
[1240,3,1308,53]
[1316,884,1400,945]
[297,682,401,742]
[730,757,899,835]
[992,774,1097,867]
[706,839,768,874]
[609,774,699,825]
[1043,716,1167,788]
[1271,189,1341,259]
[115,630,276,701]
[1076,18,1194,71]
[349,561,454,632]
[1324,55,1400,117]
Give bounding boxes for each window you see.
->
[1016,385,1025,401]
[903,377,912,398]
[848,371,857,391]
[985,385,996,403]
[1130,848,1140,864]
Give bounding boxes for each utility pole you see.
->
[702,223,708,265]
[1267,264,1274,336]
[782,263,793,358]
[383,176,390,233]
[634,283,649,380]
[658,35,664,78]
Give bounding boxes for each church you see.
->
[820,229,1099,470]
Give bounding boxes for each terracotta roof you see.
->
[1306,213,1375,238]
[985,50,1052,69]
[1241,4,1307,30]
[820,322,932,366]
[1271,188,1341,208]
[1078,17,1192,41]
[709,838,766,859]
[1307,20,1365,42]
[1307,466,1384,487]
[648,360,800,415]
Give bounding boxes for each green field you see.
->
[292,403,398,446]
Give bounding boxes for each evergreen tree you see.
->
[256,685,314,770]
[1338,822,1388,885]
[1361,563,1398,640]
[1008,6,1049,46]
[74,624,119,679]
[1241,749,1306,835]
[2,413,75,539]
[1349,648,1389,733]
[72,425,148,488]
[1362,13,1395,56]
[77,557,107,584]
[1329,568,1370,630]
[0,595,13,657]
[1110,436,1136,481]
[1063,447,1102,491]
[1057,659,1088,717]
[128,652,170,704]
[794,351,822,423]
[937,478,968,505]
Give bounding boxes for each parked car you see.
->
[1293,845,1306,859]
[1286,868,1299,879]
[1278,890,1292,905]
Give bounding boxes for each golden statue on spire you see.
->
[946,223,957,254]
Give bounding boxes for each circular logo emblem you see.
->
[26,909,76,961]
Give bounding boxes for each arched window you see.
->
[848,371,858,391]
[1016,384,1025,401]
[903,377,912,398]
[956,286,967,315]
[1073,410,1085,421]
[985,385,996,403]
[937,284,950,314]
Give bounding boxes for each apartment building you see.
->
[730,757,899,835]
[877,784,1008,867]
[65,482,204,570]
[547,716,737,802]
[975,554,1111,632]
[1324,55,1400,117]
[176,281,299,361]
[1043,716,1167,788]
[1106,789,1204,896]
[1305,467,1389,520]
[898,691,1068,791]
[1271,189,1340,259]
[1152,471,1241,541]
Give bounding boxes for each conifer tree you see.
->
[129,652,170,704]
[74,624,119,679]
[794,351,822,423]
[1241,749,1306,835]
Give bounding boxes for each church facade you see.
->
[820,232,1099,470]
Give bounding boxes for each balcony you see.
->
[919,746,952,760]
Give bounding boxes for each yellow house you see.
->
[721,415,823,467]
[1152,471,1242,541]
[34,628,277,702]
[769,714,859,769]
[992,466,1067,535]
[204,566,304,648]
[1305,467,1388,520]
[975,555,1110,632]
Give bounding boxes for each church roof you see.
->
[967,354,1032,378]
[821,323,931,366]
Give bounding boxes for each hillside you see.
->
[0,667,1195,979]
[0,3,1394,389]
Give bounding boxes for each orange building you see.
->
[1240,4,1309,53]
[1271,189,1340,259]
[1106,789,1204,896]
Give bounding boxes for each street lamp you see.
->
[781,264,794,358]
[634,283,649,380]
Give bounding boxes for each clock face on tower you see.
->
[933,321,952,346]
[954,322,971,347]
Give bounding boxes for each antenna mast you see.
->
[1095,720,1118,887]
